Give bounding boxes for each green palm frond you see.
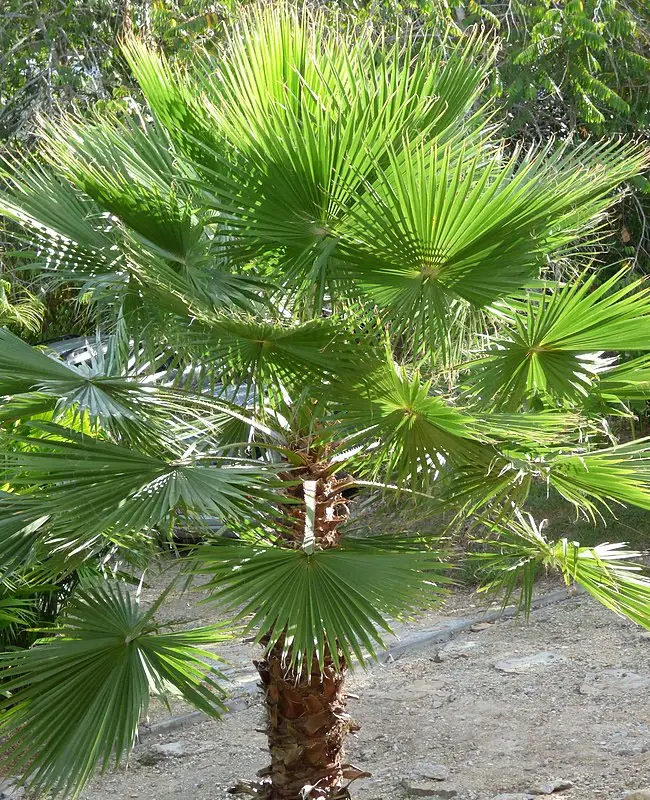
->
[197,535,449,672]
[0,158,121,298]
[335,139,647,340]
[199,7,493,149]
[598,353,650,401]
[445,434,650,519]
[549,438,650,516]
[2,140,260,319]
[0,327,273,449]
[4,423,277,557]
[468,269,650,408]
[0,583,229,798]
[39,115,265,314]
[184,313,378,403]
[40,115,192,262]
[0,327,152,424]
[125,8,495,314]
[0,497,50,575]
[332,360,490,488]
[128,6,492,175]
[0,281,45,334]
[473,511,650,629]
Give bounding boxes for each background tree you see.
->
[2,7,650,800]
[0,0,244,142]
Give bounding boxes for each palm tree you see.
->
[2,7,650,799]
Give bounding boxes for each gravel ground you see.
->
[80,585,650,800]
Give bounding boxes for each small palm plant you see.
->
[2,8,650,800]
[0,278,44,334]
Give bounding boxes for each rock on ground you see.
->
[494,652,566,673]
[436,640,481,661]
[404,784,458,798]
[151,741,188,757]
[416,763,450,781]
[490,795,534,800]
[579,669,650,696]
[527,779,573,794]
[0,779,23,800]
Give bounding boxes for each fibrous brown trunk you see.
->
[230,452,365,798]
[231,645,365,799]
[254,645,355,799]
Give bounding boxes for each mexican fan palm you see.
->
[2,7,650,800]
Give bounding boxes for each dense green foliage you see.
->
[0,0,242,140]
[2,0,649,338]
[1,8,650,798]
[2,1,649,140]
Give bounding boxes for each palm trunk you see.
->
[255,644,352,800]
[231,462,361,799]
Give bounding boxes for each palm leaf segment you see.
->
[468,269,650,408]
[0,583,228,798]
[474,511,650,631]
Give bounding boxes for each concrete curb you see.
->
[381,586,579,661]
[139,586,579,739]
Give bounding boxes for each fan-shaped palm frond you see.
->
[196,535,449,672]
[0,583,229,798]
[473,511,650,628]
[0,327,146,419]
[40,116,189,261]
[3,422,277,558]
[548,438,650,516]
[183,313,379,406]
[468,269,650,408]
[335,139,647,342]
[330,360,491,489]
[0,158,115,265]
[0,281,44,334]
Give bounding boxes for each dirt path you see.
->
[80,585,650,800]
